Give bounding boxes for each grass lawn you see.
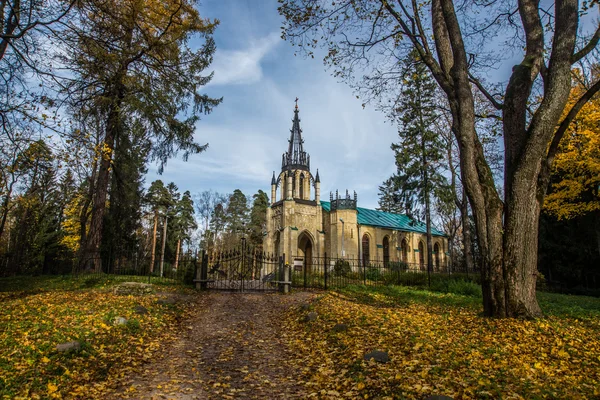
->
[287,285,600,399]
[0,275,196,399]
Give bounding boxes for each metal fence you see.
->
[67,254,198,286]
[289,254,480,290]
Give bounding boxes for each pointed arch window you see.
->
[362,234,370,266]
[418,241,425,269]
[299,173,305,199]
[401,239,408,262]
[434,243,440,270]
[383,236,390,267]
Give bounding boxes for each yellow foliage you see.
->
[60,193,85,253]
[287,293,600,399]
[0,287,192,399]
[544,77,600,219]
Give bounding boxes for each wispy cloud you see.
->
[209,32,281,86]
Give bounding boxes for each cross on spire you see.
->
[295,97,299,109]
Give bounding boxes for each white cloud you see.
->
[208,32,281,86]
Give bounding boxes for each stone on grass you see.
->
[113,282,154,296]
[364,350,389,363]
[114,316,128,325]
[134,305,148,315]
[302,312,318,322]
[424,396,453,400]
[56,341,81,352]
[157,297,177,305]
[332,323,348,332]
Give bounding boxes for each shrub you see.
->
[334,259,351,277]
[365,267,382,281]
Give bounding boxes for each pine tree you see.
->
[388,50,449,274]
[248,190,269,248]
[377,177,404,214]
[102,123,149,272]
[226,190,249,239]
[172,191,197,269]
[70,0,222,271]
[145,180,171,273]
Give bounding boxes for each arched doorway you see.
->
[434,243,440,270]
[298,232,313,273]
[383,236,390,267]
[418,241,425,270]
[362,234,370,266]
[401,239,408,263]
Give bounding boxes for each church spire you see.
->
[282,99,310,172]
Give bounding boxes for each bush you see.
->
[430,278,481,297]
[365,267,382,281]
[334,259,351,277]
[388,261,408,272]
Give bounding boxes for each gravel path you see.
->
[112,291,316,399]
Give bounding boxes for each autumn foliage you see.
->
[0,278,194,399]
[544,77,600,220]
[287,288,600,399]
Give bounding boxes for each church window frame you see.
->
[383,235,390,267]
[434,242,441,270]
[362,233,371,267]
[401,238,408,262]
[418,241,425,269]
[299,173,305,199]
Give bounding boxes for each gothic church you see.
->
[264,102,448,270]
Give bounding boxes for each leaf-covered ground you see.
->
[0,277,196,399]
[2,277,600,399]
[287,286,600,399]
[108,291,315,399]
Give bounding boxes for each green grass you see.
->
[0,273,191,295]
[338,284,600,320]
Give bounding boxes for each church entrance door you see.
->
[297,232,314,288]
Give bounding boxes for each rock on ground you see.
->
[113,282,154,296]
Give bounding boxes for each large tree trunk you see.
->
[422,138,434,274]
[82,81,124,272]
[460,186,474,272]
[0,178,16,243]
[174,238,181,270]
[159,215,168,277]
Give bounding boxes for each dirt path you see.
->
[112,291,316,399]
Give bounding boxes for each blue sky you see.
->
[146,0,399,209]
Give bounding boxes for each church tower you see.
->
[265,100,324,262]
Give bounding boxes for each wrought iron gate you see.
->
[196,240,282,292]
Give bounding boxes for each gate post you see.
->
[324,252,328,290]
[283,262,290,294]
[278,254,285,293]
[196,250,208,290]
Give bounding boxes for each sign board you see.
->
[293,258,303,271]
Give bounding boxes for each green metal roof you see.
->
[320,201,445,237]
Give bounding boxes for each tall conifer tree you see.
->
[389,50,448,273]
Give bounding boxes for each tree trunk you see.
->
[0,178,15,243]
[150,212,158,273]
[159,215,168,277]
[174,238,181,270]
[461,186,474,272]
[82,83,124,271]
[422,139,434,274]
